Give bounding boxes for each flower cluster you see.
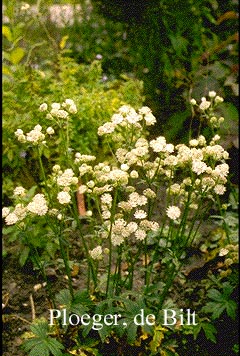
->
[39,99,77,122]
[97,105,156,139]
[2,192,48,225]
[15,125,46,145]
[3,97,230,256]
[190,91,224,128]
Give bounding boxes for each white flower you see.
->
[219,248,229,256]
[86,210,93,217]
[128,192,148,207]
[166,206,181,220]
[102,210,111,220]
[52,165,61,172]
[214,184,226,195]
[190,98,197,105]
[126,222,138,233]
[208,91,216,98]
[134,209,147,219]
[130,170,139,179]
[26,125,45,144]
[13,186,26,197]
[140,220,159,231]
[97,122,115,136]
[21,3,30,11]
[121,164,129,171]
[143,188,156,199]
[169,183,181,195]
[165,144,174,153]
[89,246,103,260]
[15,129,24,136]
[14,204,27,220]
[198,135,206,146]
[101,193,112,206]
[135,229,147,240]
[62,99,77,113]
[51,103,61,110]
[5,212,19,225]
[111,113,124,124]
[39,103,48,112]
[57,169,76,187]
[64,99,75,106]
[150,136,166,152]
[78,185,87,194]
[215,96,224,103]
[57,109,69,119]
[139,106,152,115]
[164,155,178,166]
[144,112,157,126]
[109,169,129,185]
[111,234,124,246]
[199,98,211,111]
[57,191,71,204]
[2,207,10,218]
[192,160,208,175]
[46,127,55,135]
[214,163,229,179]
[27,194,48,215]
[189,139,199,147]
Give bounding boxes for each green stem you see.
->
[37,147,51,203]
[144,238,149,286]
[106,189,118,297]
[215,195,230,243]
[71,199,97,289]
[158,263,176,309]
[58,235,74,299]
[114,245,122,295]
[24,228,56,308]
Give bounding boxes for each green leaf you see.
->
[2,64,12,76]
[226,300,237,320]
[30,320,49,338]
[97,323,112,343]
[202,323,217,343]
[202,302,224,319]
[55,289,72,314]
[192,323,203,340]
[149,325,166,353]
[207,288,224,302]
[19,246,30,266]
[10,47,25,64]
[125,321,138,344]
[45,338,64,356]
[2,25,13,42]
[59,35,69,50]
[23,319,64,356]
[29,343,49,356]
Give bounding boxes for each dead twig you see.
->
[29,293,36,321]
[2,293,10,309]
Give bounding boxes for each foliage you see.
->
[3,7,144,202]
[2,1,238,355]
[90,0,238,133]
[22,319,64,356]
[3,91,238,354]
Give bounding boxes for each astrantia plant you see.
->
[3,92,230,310]
[3,94,235,356]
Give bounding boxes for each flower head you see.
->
[13,186,26,197]
[57,191,71,204]
[166,206,181,220]
[27,194,48,215]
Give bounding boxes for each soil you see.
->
[2,239,239,356]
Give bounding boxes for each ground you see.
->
[2,234,238,356]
